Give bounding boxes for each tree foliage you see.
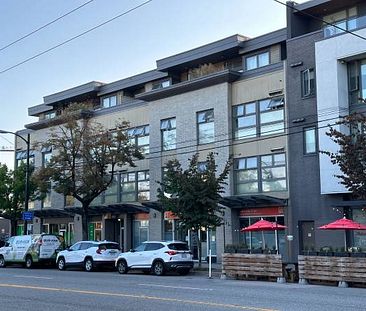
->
[34,104,143,239]
[324,113,366,199]
[0,163,38,235]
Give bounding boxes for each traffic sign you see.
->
[22,211,33,221]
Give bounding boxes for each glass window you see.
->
[44,111,56,119]
[121,172,136,202]
[245,52,269,71]
[197,109,214,144]
[127,125,149,154]
[42,151,52,167]
[301,69,315,97]
[304,127,316,154]
[234,103,256,139]
[259,98,285,136]
[161,118,176,151]
[102,95,117,108]
[235,153,287,194]
[105,175,119,204]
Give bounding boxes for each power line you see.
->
[273,0,366,41]
[0,0,95,53]
[0,135,14,146]
[0,0,153,75]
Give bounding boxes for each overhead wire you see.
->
[0,0,153,75]
[0,0,95,53]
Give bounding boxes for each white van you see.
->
[0,234,63,268]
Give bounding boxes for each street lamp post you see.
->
[0,130,30,235]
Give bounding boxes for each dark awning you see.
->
[220,195,288,209]
[141,201,163,212]
[33,209,73,218]
[65,203,149,216]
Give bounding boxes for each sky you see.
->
[0,0,308,168]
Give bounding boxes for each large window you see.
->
[127,125,149,154]
[304,127,316,154]
[323,7,358,37]
[245,51,270,71]
[42,146,52,167]
[235,153,287,194]
[15,150,35,168]
[152,79,170,90]
[161,118,176,151]
[102,95,117,108]
[348,59,366,105]
[121,171,150,202]
[234,97,284,139]
[197,109,214,144]
[301,69,315,97]
[104,175,119,204]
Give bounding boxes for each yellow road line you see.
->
[0,283,278,311]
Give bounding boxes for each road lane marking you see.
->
[0,283,278,311]
[138,283,213,291]
[13,275,53,280]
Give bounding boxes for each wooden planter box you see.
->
[222,253,283,280]
[298,255,366,284]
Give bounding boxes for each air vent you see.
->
[290,61,303,68]
[268,89,283,97]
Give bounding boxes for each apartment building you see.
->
[15,29,288,262]
[286,0,366,261]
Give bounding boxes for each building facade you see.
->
[13,0,366,263]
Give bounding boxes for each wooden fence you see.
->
[222,253,283,280]
[298,255,366,284]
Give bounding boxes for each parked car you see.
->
[56,240,120,272]
[0,234,63,268]
[115,241,194,276]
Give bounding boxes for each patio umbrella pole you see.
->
[275,230,279,254]
[262,231,265,250]
[344,231,347,251]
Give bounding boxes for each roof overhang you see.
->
[220,195,288,209]
[334,200,366,208]
[65,203,150,216]
[33,209,74,218]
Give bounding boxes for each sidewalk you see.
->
[192,261,222,277]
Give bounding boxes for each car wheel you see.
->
[25,255,33,269]
[57,257,66,270]
[117,260,128,274]
[178,268,190,276]
[0,255,5,268]
[84,258,94,272]
[152,261,165,276]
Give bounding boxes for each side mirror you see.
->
[67,247,72,251]
[129,249,135,253]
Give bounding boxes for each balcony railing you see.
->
[324,15,366,38]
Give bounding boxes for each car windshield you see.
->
[168,243,189,251]
[99,243,119,250]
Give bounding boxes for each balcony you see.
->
[324,15,366,38]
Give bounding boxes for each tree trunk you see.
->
[10,219,17,236]
[81,203,89,240]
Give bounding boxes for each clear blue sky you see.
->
[0,0,307,167]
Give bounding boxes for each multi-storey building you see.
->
[14,0,366,263]
[15,30,287,263]
[286,0,366,261]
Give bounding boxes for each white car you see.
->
[115,241,194,276]
[0,234,62,269]
[56,240,120,272]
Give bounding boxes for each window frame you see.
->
[197,109,215,145]
[161,117,177,151]
[127,125,150,154]
[101,95,117,109]
[303,127,317,155]
[301,68,316,98]
[245,51,270,71]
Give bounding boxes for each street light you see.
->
[0,130,30,235]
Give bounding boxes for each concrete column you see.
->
[74,214,83,241]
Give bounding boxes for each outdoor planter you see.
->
[298,255,366,286]
[222,253,284,282]
[333,252,349,257]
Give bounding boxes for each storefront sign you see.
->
[164,211,179,220]
[134,213,149,221]
[240,206,284,217]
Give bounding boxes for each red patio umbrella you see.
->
[241,219,287,251]
[318,217,366,250]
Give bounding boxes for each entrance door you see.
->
[299,221,315,251]
[105,219,121,245]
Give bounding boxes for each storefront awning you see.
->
[220,195,288,209]
[33,209,73,218]
[141,201,163,211]
[65,203,149,216]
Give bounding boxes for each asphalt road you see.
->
[0,266,365,311]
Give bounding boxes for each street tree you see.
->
[0,163,38,235]
[157,152,232,264]
[34,104,143,239]
[324,113,366,199]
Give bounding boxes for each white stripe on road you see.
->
[138,283,213,291]
[13,275,53,280]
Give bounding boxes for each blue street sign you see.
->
[22,211,33,221]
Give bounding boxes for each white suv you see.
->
[115,241,193,276]
[56,241,120,272]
